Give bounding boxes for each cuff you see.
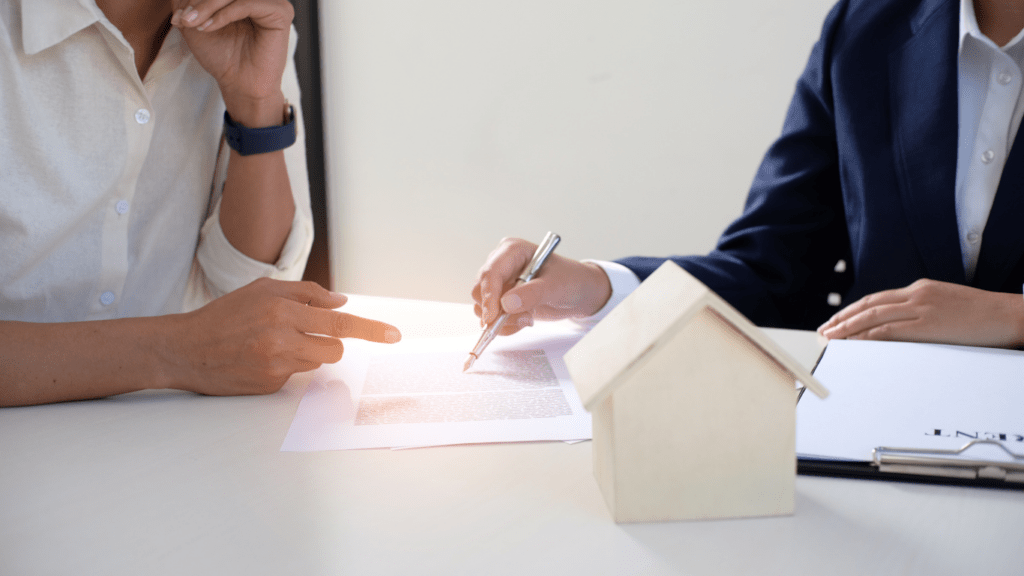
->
[571,260,642,327]
[196,199,314,297]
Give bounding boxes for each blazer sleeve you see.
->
[618,0,853,330]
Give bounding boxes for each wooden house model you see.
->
[563,261,828,523]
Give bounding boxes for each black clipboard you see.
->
[797,341,1024,490]
[797,457,1023,490]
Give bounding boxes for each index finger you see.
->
[301,308,402,343]
[817,287,908,333]
[183,0,294,33]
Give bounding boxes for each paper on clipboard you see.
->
[798,339,1024,465]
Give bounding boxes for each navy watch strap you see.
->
[223,105,296,156]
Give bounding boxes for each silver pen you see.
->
[463,232,561,372]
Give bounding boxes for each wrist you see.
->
[223,91,288,128]
[580,261,613,317]
[150,313,194,392]
[223,99,296,157]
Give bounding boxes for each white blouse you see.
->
[0,0,313,323]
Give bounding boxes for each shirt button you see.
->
[967,231,980,244]
[827,292,842,307]
[100,291,116,306]
[135,109,151,124]
[981,149,995,164]
[115,200,129,214]
[998,71,1013,85]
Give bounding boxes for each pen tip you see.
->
[463,355,475,372]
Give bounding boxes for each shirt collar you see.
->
[20,0,103,56]
[959,0,981,54]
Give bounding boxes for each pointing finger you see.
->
[301,308,402,343]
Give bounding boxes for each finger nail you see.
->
[502,293,522,313]
[171,9,181,25]
[197,18,213,31]
[383,326,401,343]
[184,8,199,23]
[518,315,533,328]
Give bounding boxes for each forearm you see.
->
[218,92,296,264]
[0,317,181,407]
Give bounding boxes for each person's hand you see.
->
[171,0,294,126]
[817,279,1024,348]
[471,237,612,337]
[166,278,401,396]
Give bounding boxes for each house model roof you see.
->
[564,261,829,410]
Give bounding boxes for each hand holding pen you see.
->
[465,232,561,371]
[468,233,615,369]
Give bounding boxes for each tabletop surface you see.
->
[2,296,1021,576]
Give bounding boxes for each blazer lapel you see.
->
[972,135,1024,289]
[888,1,965,285]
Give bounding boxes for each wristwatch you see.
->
[223,103,296,156]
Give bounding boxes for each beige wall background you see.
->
[320,0,838,303]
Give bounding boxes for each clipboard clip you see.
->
[872,439,1024,483]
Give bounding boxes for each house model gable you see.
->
[564,261,828,523]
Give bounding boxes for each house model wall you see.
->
[564,261,828,523]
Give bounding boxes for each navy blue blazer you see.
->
[618,0,1024,330]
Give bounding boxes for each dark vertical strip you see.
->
[290,0,331,289]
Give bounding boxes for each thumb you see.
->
[501,277,562,315]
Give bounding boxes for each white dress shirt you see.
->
[956,0,1024,281]
[584,0,1024,323]
[0,0,313,323]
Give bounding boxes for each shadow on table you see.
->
[614,485,946,576]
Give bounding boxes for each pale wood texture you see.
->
[608,310,796,522]
[565,261,711,409]
[565,261,828,409]
[565,261,822,522]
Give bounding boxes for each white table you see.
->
[2,296,1021,576]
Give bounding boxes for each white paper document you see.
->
[798,339,1024,464]
[281,321,592,451]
